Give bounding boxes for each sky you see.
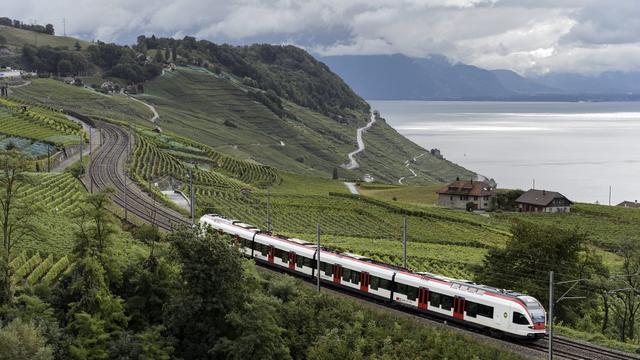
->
[4,0,640,75]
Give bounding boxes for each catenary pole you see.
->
[89,127,93,193]
[548,271,554,360]
[267,190,272,232]
[403,215,408,268]
[316,224,321,292]
[189,166,194,225]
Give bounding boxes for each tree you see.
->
[57,59,72,76]
[476,221,606,323]
[72,190,118,259]
[606,241,640,341]
[165,228,249,359]
[164,48,170,61]
[496,189,525,211]
[74,41,81,51]
[0,151,38,304]
[332,167,338,180]
[0,318,53,360]
[153,50,164,64]
[44,24,54,35]
[0,35,6,45]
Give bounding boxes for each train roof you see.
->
[200,214,528,303]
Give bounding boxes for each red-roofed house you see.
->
[436,179,496,210]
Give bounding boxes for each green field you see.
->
[0,24,92,52]
[11,79,153,125]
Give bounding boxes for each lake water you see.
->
[369,100,640,204]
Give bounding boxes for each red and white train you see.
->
[200,214,546,339]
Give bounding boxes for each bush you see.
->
[466,202,477,212]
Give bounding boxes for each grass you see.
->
[11,79,153,125]
[0,25,92,51]
[358,183,443,206]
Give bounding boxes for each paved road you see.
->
[343,182,359,195]
[87,121,189,230]
[398,152,427,185]
[343,112,376,170]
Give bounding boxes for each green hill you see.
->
[4,29,474,183]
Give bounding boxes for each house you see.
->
[436,179,496,210]
[0,67,21,80]
[617,200,640,209]
[515,189,572,213]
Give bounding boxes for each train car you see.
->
[199,214,546,339]
[393,271,545,339]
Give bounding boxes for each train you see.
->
[199,214,547,339]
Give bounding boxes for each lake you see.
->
[369,100,640,205]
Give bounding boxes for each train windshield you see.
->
[519,296,546,323]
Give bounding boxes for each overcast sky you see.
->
[4,0,640,75]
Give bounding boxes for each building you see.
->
[617,200,640,209]
[436,179,496,210]
[515,189,572,213]
[0,68,21,80]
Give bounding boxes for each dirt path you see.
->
[398,152,427,184]
[129,96,159,123]
[343,112,376,170]
[343,182,359,194]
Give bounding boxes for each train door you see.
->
[267,245,274,263]
[359,272,370,292]
[332,264,342,284]
[288,252,296,270]
[453,297,465,320]
[418,288,429,310]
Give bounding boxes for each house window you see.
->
[460,196,469,201]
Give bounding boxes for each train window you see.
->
[304,257,316,268]
[406,286,418,301]
[513,312,530,325]
[320,262,332,275]
[430,292,441,307]
[342,268,352,282]
[465,301,478,318]
[395,283,407,295]
[379,278,391,290]
[477,304,494,318]
[370,276,379,290]
[281,250,288,262]
[350,271,359,284]
[258,244,268,256]
[296,255,304,268]
[441,295,453,311]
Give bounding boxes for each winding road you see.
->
[343,112,376,170]
[398,152,427,185]
[129,96,159,123]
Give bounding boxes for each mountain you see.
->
[319,54,513,100]
[2,26,473,184]
[534,71,640,94]
[491,69,561,94]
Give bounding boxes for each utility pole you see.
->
[89,127,93,193]
[47,147,50,172]
[63,18,66,37]
[402,215,408,268]
[548,271,554,360]
[189,166,194,225]
[609,186,612,206]
[316,223,321,292]
[267,190,272,232]
[533,179,536,190]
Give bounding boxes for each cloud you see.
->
[2,0,639,74]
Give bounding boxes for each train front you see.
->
[519,295,546,338]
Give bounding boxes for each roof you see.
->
[436,180,496,197]
[617,201,640,209]
[515,189,572,206]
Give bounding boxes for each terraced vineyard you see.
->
[9,251,72,287]
[196,190,509,278]
[0,97,85,145]
[140,130,280,187]
[20,172,86,213]
[132,133,246,191]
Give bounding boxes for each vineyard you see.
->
[139,129,280,186]
[9,251,72,288]
[196,190,509,279]
[0,97,85,145]
[20,172,86,214]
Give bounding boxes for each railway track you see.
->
[88,120,639,360]
[88,121,190,231]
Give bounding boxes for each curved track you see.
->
[89,121,639,360]
[88,121,189,231]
